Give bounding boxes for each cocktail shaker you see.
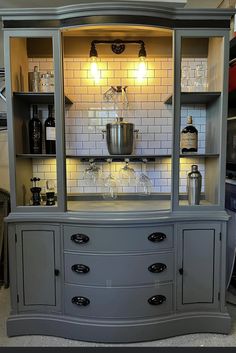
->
[187,164,202,205]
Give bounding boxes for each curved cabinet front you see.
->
[64,283,172,319]
[64,252,173,286]
[64,225,173,253]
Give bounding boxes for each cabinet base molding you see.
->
[7,312,231,343]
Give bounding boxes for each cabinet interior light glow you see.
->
[137,56,147,80]
[90,56,100,82]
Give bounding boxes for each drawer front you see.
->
[64,225,173,253]
[64,283,173,319]
[65,252,174,286]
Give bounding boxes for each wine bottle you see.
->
[180,115,198,153]
[45,104,56,154]
[29,104,42,154]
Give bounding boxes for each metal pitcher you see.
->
[187,164,202,205]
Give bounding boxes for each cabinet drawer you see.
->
[64,225,173,252]
[64,252,173,286]
[64,283,173,319]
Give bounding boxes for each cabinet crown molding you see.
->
[0,1,234,23]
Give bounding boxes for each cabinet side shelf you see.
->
[13,92,73,105]
[164,92,221,105]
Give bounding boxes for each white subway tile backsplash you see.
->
[31,56,208,196]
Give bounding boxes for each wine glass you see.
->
[136,159,152,196]
[181,65,189,92]
[83,159,102,186]
[102,159,118,200]
[119,158,136,186]
[194,64,204,91]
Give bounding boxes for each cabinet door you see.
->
[177,223,221,310]
[15,224,61,312]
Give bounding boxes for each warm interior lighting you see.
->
[89,42,100,82]
[89,39,147,81]
[137,42,147,79]
[137,56,147,80]
[90,56,100,82]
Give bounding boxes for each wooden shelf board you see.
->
[13,92,73,105]
[165,92,221,105]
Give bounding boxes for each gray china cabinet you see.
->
[2,1,234,342]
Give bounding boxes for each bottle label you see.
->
[181,132,197,149]
[46,127,56,141]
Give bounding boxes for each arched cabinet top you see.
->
[1,1,235,30]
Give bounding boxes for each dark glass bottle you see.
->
[29,104,42,154]
[45,104,56,154]
[180,116,198,153]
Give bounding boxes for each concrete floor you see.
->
[1,287,236,347]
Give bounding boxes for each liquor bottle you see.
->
[180,115,198,153]
[29,104,42,154]
[45,104,56,154]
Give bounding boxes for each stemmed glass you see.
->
[102,159,118,200]
[119,158,136,186]
[194,64,204,91]
[83,159,102,186]
[181,66,190,92]
[136,159,152,196]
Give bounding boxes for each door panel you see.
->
[182,228,214,304]
[16,224,61,312]
[22,229,56,306]
[177,223,221,311]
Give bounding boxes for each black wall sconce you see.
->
[89,39,147,81]
[89,39,146,58]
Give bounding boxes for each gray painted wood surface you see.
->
[64,282,173,319]
[63,224,173,253]
[15,224,61,312]
[64,251,174,286]
[177,222,221,312]
[2,2,233,343]
[182,228,215,304]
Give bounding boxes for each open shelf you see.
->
[180,153,219,158]
[16,154,56,158]
[16,153,219,160]
[164,92,221,105]
[13,92,73,105]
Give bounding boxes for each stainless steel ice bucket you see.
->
[103,118,138,155]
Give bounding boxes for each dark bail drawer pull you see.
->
[71,233,90,244]
[148,295,166,305]
[72,264,90,274]
[72,296,90,306]
[148,232,167,242]
[148,263,167,273]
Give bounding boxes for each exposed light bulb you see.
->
[137,56,147,80]
[90,56,100,82]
